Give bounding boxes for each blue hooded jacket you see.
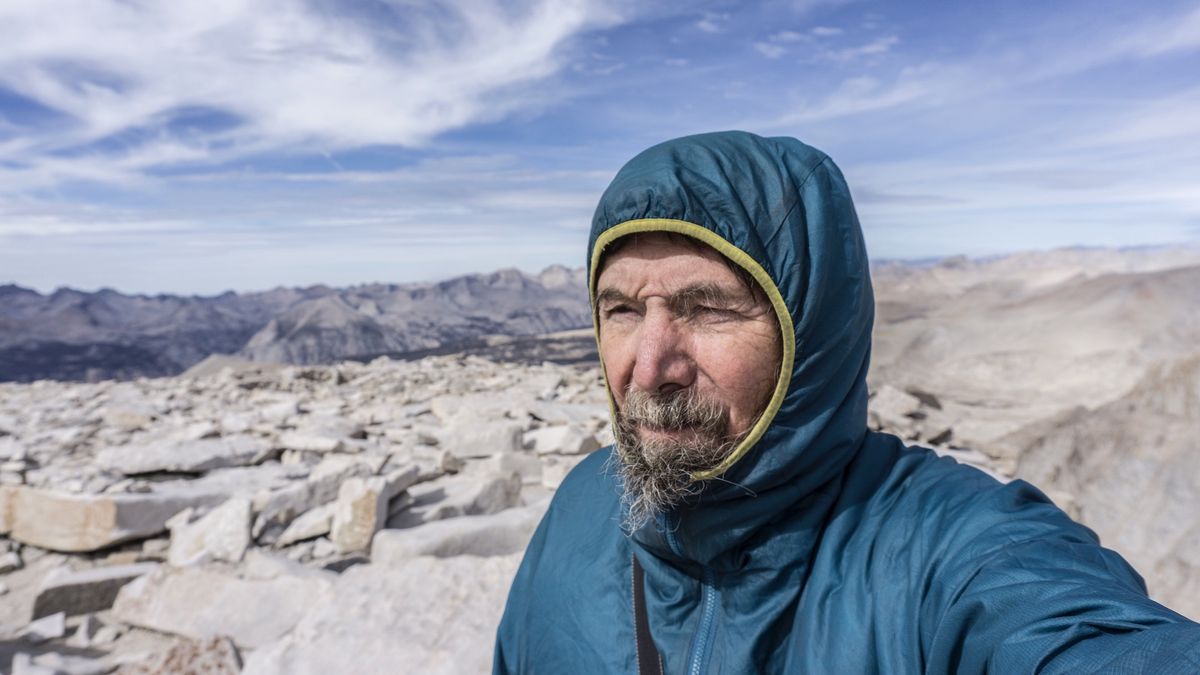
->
[494,131,1200,673]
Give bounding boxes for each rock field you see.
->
[0,355,608,673]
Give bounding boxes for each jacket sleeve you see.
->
[922,479,1200,674]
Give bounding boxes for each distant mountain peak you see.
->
[0,283,39,297]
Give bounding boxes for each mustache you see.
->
[617,386,727,437]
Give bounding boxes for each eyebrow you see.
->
[595,283,750,312]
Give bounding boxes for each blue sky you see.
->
[1,0,1198,295]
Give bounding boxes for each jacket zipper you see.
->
[665,520,718,675]
[689,568,717,675]
[633,554,646,671]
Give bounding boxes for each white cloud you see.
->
[695,11,729,34]
[0,0,623,187]
[821,35,899,61]
[754,42,789,59]
[753,29,811,59]
[762,65,955,126]
[811,25,843,37]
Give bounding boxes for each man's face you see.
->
[595,233,781,529]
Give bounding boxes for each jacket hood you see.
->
[587,130,874,568]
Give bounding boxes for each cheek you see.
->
[599,333,634,400]
[698,333,781,406]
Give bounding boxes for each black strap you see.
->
[632,553,664,675]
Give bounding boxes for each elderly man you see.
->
[493,131,1200,673]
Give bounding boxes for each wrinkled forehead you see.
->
[594,231,768,304]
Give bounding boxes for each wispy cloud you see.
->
[758,3,1200,129]
[0,0,623,187]
[819,35,899,62]
[754,42,789,59]
[753,29,810,59]
[1116,4,1200,57]
[695,11,729,34]
[762,65,954,126]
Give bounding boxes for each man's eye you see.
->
[690,305,735,320]
[604,305,635,317]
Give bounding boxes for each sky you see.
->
[1,0,1198,295]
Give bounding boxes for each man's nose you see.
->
[631,310,693,395]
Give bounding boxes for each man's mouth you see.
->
[636,423,700,438]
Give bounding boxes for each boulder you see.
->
[32,562,159,619]
[527,372,566,399]
[278,423,357,454]
[251,481,316,543]
[102,405,156,431]
[95,436,274,475]
[330,467,419,553]
[242,555,521,675]
[371,500,548,562]
[528,401,603,426]
[429,393,529,422]
[167,497,252,566]
[21,611,65,643]
[868,384,923,432]
[170,421,222,442]
[0,436,27,460]
[93,624,123,646]
[6,487,223,553]
[525,425,601,456]
[112,565,331,649]
[483,452,543,484]
[126,636,242,674]
[308,455,378,504]
[274,503,334,547]
[435,420,524,459]
[389,473,522,528]
[311,538,337,560]
[251,456,373,542]
[1,484,16,534]
[255,400,300,424]
[8,464,296,552]
[241,549,337,583]
[14,651,111,675]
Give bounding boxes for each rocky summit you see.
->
[0,355,611,673]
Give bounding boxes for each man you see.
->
[494,131,1200,673]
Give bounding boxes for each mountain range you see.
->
[0,266,588,382]
[4,245,1199,385]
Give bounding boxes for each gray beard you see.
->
[609,387,744,533]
